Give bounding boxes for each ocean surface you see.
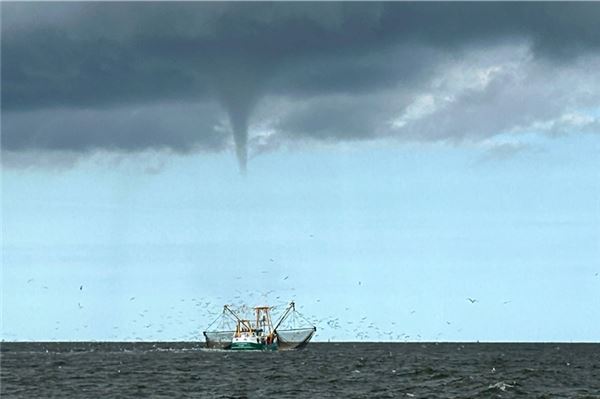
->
[2,342,599,398]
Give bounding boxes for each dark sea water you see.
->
[1,342,599,398]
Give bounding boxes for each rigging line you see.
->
[205,306,237,331]
[293,309,315,326]
[205,312,223,331]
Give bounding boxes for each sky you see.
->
[1,2,599,342]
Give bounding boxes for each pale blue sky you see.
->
[3,134,599,342]
[2,2,600,342]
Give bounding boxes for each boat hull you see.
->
[230,341,277,351]
[230,341,262,351]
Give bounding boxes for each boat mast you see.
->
[254,306,274,335]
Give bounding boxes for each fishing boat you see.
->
[203,301,316,351]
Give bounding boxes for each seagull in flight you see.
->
[467,298,478,304]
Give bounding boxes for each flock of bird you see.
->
[22,265,600,342]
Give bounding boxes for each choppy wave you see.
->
[2,343,599,398]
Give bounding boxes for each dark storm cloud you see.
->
[3,103,227,153]
[2,2,599,169]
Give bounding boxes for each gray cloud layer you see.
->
[2,2,599,169]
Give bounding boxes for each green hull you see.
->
[230,342,278,351]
